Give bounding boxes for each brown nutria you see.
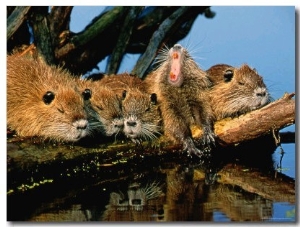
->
[76,79,124,137]
[207,63,272,120]
[98,73,162,143]
[144,44,215,158]
[7,55,90,142]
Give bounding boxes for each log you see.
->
[192,92,295,146]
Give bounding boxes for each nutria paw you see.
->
[201,127,216,147]
[183,137,209,159]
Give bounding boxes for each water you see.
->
[7,134,295,222]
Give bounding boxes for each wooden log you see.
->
[192,92,295,146]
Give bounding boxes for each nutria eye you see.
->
[224,70,233,82]
[43,91,55,105]
[238,81,245,86]
[150,93,157,105]
[122,90,127,100]
[82,89,92,100]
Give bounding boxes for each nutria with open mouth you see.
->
[144,44,215,158]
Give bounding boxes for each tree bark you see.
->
[131,7,190,78]
[106,6,144,74]
[192,93,295,146]
[7,6,31,40]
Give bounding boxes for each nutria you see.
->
[144,44,215,158]
[7,55,90,142]
[76,79,124,137]
[98,73,162,143]
[207,64,272,120]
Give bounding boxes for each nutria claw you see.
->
[183,137,207,159]
[201,129,216,147]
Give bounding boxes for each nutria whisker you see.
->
[144,43,215,158]
[207,63,272,120]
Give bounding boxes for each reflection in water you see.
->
[102,181,165,221]
[23,164,292,222]
[7,135,295,222]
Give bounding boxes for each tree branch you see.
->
[213,93,295,146]
[106,6,144,74]
[49,6,73,47]
[30,7,55,64]
[7,6,31,40]
[55,6,126,59]
[131,7,190,78]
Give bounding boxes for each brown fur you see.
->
[98,73,162,142]
[207,64,271,120]
[144,44,215,157]
[76,79,124,137]
[206,63,234,85]
[7,55,89,142]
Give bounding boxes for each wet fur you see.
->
[7,55,89,142]
[98,73,162,142]
[144,44,215,157]
[207,64,272,120]
[77,79,124,137]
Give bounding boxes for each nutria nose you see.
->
[131,199,142,205]
[74,119,88,130]
[256,92,266,97]
[256,90,266,97]
[255,87,267,97]
[173,44,182,51]
[126,121,137,127]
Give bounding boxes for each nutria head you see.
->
[7,55,90,142]
[209,64,272,120]
[122,89,161,143]
[154,43,211,89]
[78,79,124,137]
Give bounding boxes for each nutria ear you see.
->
[223,69,234,82]
[43,91,55,105]
[85,72,106,81]
[82,89,92,100]
[150,93,157,105]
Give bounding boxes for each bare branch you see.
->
[30,7,55,64]
[56,6,126,59]
[7,6,31,40]
[106,6,144,74]
[131,7,190,78]
[49,6,73,47]
[213,93,295,146]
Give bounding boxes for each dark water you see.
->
[7,133,295,222]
